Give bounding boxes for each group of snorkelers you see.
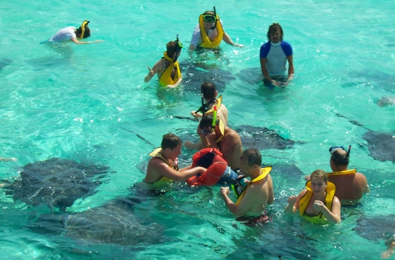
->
[12,7,391,258]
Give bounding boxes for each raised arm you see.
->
[313,196,341,224]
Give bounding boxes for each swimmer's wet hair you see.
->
[310,169,328,183]
[203,11,215,16]
[267,23,283,42]
[166,41,181,61]
[76,26,91,39]
[201,82,216,100]
[199,115,215,129]
[331,150,350,166]
[240,148,262,167]
[161,133,182,150]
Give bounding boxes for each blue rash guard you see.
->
[260,41,293,75]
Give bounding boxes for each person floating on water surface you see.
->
[144,133,206,185]
[46,20,103,44]
[285,169,341,224]
[260,23,294,88]
[306,145,369,206]
[220,148,274,226]
[144,36,183,87]
[188,6,243,57]
[185,114,243,171]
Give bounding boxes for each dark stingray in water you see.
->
[235,125,296,150]
[363,131,395,162]
[335,113,395,163]
[178,125,296,151]
[179,61,236,93]
[0,158,111,211]
[0,58,12,71]
[353,215,395,242]
[346,70,395,93]
[377,97,395,107]
[28,197,164,246]
[236,67,263,85]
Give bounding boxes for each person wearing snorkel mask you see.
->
[48,20,102,44]
[188,7,243,57]
[191,82,228,126]
[144,38,183,87]
[260,23,294,88]
[185,82,229,150]
[194,114,243,171]
[304,146,369,206]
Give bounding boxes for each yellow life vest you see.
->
[159,52,181,87]
[299,181,336,223]
[205,95,222,114]
[147,148,177,185]
[327,169,357,176]
[235,167,272,205]
[199,14,224,48]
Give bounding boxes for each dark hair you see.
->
[161,133,182,150]
[201,82,216,99]
[240,148,262,167]
[166,41,181,62]
[199,115,215,129]
[76,26,91,39]
[203,11,215,16]
[310,169,328,183]
[267,23,283,42]
[331,150,350,166]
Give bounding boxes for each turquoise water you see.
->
[1,0,395,259]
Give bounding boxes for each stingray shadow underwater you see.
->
[0,158,112,212]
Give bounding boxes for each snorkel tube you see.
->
[211,106,217,130]
[173,34,183,62]
[211,6,217,30]
[346,145,351,157]
[195,89,207,114]
[78,20,90,39]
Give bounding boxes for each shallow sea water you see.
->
[1,0,395,259]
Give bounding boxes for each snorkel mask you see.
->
[202,6,217,29]
[329,145,351,157]
[78,20,90,39]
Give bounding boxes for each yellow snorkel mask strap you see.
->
[78,20,90,39]
[211,105,217,130]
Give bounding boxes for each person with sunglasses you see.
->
[260,23,294,88]
[188,8,243,57]
[144,38,183,87]
[191,115,243,171]
[46,20,102,44]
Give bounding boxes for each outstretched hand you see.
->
[220,186,230,196]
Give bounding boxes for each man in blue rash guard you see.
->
[260,23,294,88]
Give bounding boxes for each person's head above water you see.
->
[310,169,328,184]
[76,20,91,39]
[166,37,183,62]
[161,133,182,150]
[201,82,217,100]
[329,145,350,167]
[267,23,283,43]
